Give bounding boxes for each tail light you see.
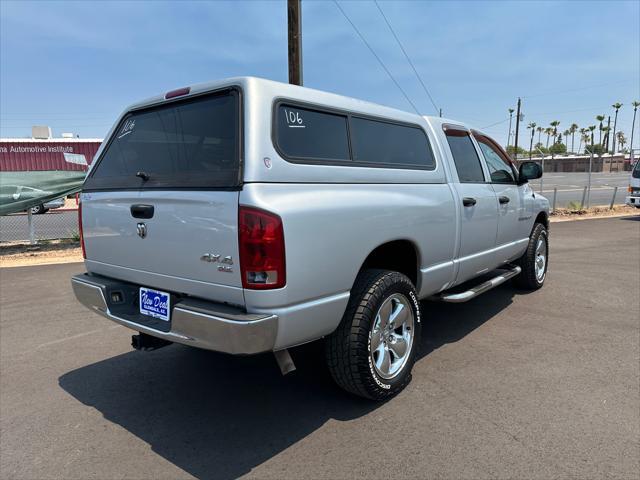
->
[629,185,633,193]
[239,206,285,289]
[78,200,86,259]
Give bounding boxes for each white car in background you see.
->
[626,160,640,208]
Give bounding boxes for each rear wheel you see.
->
[514,223,548,290]
[325,269,422,400]
[30,204,47,215]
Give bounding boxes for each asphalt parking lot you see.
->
[1,216,638,479]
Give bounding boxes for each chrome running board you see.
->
[438,266,522,303]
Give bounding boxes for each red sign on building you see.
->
[0,139,102,172]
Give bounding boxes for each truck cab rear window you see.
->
[85,90,240,190]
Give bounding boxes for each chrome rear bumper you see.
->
[71,274,278,354]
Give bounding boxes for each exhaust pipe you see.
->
[274,349,296,375]
[131,333,172,351]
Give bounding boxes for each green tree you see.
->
[579,129,589,154]
[550,142,567,155]
[596,114,606,146]
[506,145,527,156]
[611,102,622,153]
[585,143,605,154]
[616,131,627,152]
[527,122,537,160]
[587,125,597,153]
[601,126,611,153]
[545,127,553,148]
[550,120,561,145]
[536,126,543,145]
[534,143,548,154]
[569,123,579,153]
[578,127,586,153]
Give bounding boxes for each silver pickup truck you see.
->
[72,77,549,400]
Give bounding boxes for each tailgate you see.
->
[82,190,242,295]
[80,87,244,305]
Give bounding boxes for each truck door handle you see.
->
[130,204,154,219]
[462,197,477,207]
[499,196,510,204]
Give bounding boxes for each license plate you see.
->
[139,287,171,322]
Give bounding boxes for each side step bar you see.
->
[438,266,522,303]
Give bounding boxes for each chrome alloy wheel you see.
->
[535,233,547,282]
[369,293,415,380]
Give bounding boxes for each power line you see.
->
[373,0,439,114]
[333,0,420,115]
[480,118,510,129]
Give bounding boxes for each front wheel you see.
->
[325,269,422,400]
[514,223,548,290]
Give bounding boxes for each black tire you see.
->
[325,269,422,400]
[514,222,548,290]
[30,204,46,215]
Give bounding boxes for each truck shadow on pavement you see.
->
[59,285,516,480]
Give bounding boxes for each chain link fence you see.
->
[0,209,79,243]
[514,152,637,210]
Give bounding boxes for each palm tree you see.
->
[563,129,570,147]
[596,114,606,146]
[545,127,553,148]
[616,131,626,151]
[570,123,579,153]
[601,126,611,152]
[611,102,622,153]
[588,125,597,150]
[527,122,536,159]
[550,120,560,144]
[578,127,586,153]
[536,126,543,146]
[630,101,639,161]
[581,133,590,153]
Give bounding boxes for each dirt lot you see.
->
[1,216,638,479]
[0,239,82,268]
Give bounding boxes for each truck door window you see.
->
[444,129,485,183]
[475,136,516,184]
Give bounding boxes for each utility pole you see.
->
[513,98,521,160]
[287,0,303,86]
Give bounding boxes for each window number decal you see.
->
[284,108,305,128]
[117,119,136,139]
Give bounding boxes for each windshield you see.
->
[85,88,241,190]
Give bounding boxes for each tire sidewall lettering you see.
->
[367,278,420,391]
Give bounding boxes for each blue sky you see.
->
[1,0,639,148]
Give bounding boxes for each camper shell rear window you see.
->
[85,88,242,190]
